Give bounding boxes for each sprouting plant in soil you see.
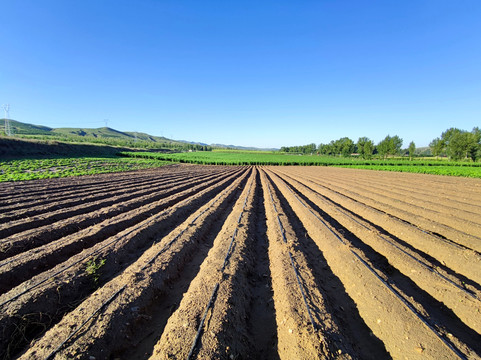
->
[85,257,106,286]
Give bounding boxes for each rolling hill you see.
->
[1,119,277,151]
[1,120,186,146]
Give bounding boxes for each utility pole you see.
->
[104,119,109,128]
[2,104,12,136]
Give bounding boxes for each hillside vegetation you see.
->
[0,120,212,152]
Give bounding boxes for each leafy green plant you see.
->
[0,156,169,182]
[85,257,106,286]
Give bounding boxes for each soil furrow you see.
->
[0,169,245,294]
[261,170,390,359]
[0,171,161,211]
[270,170,481,355]
[0,168,233,239]
[280,168,481,252]
[307,172,481,240]
[150,170,259,359]
[330,173,481,218]
[0,167,162,202]
[0,167,248,359]
[273,167,481,283]
[277,170,481,297]
[0,165,209,211]
[0,170,194,222]
[15,168,252,360]
[266,167,471,360]
[0,169,239,261]
[321,167,481,203]
[244,171,279,360]
[0,164,479,360]
[0,165,212,210]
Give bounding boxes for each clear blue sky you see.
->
[1,1,480,148]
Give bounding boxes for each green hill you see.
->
[1,119,185,148]
[1,119,268,151]
[51,127,165,141]
[2,120,52,135]
[51,126,176,144]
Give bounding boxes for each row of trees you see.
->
[282,126,481,161]
[282,135,415,160]
[279,143,317,154]
[319,135,416,159]
[430,127,481,161]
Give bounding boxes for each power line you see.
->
[2,104,13,136]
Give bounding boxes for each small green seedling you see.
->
[85,257,106,286]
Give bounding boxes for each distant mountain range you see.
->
[3,119,180,144]
[1,119,277,151]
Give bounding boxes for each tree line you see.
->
[429,127,480,161]
[280,135,413,159]
[281,126,480,161]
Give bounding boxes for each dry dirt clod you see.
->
[415,346,424,354]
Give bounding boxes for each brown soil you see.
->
[0,165,479,360]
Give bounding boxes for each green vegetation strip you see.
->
[121,151,481,178]
[122,151,364,165]
[2,152,480,181]
[338,165,481,178]
[0,157,169,182]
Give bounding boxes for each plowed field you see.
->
[1,165,480,360]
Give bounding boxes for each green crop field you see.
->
[3,151,480,182]
[122,150,361,165]
[336,164,481,177]
[0,157,169,182]
[121,151,481,178]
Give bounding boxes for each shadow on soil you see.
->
[287,180,481,357]
[269,177,391,360]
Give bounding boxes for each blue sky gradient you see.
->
[1,1,480,148]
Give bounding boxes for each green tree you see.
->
[328,137,355,157]
[441,128,466,160]
[377,137,390,159]
[467,127,481,162]
[377,135,404,159]
[377,135,403,159]
[408,141,416,160]
[390,135,403,155]
[307,143,317,154]
[338,137,355,157]
[450,131,469,160]
[363,140,374,159]
[357,137,374,159]
[438,127,481,161]
[318,143,333,155]
[429,137,445,158]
